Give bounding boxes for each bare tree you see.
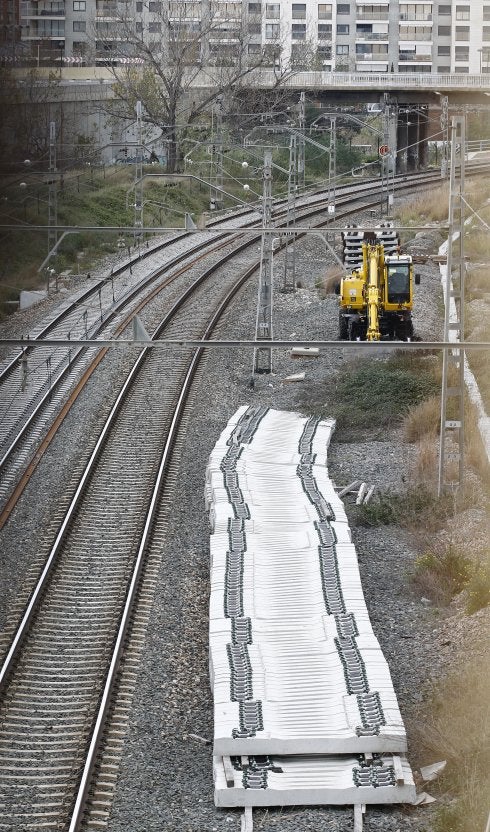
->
[0,69,64,168]
[93,0,294,171]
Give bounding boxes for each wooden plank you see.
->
[392,755,405,785]
[353,804,365,832]
[241,806,253,832]
[356,483,367,505]
[222,756,236,787]
[337,480,361,498]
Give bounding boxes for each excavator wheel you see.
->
[338,312,349,340]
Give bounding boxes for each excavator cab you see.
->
[386,263,411,305]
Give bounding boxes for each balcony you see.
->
[21,2,65,17]
[356,31,389,41]
[356,13,388,21]
[399,33,432,42]
[355,52,388,60]
[24,23,65,36]
[399,13,432,22]
[399,53,432,62]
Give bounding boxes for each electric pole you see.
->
[253,151,274,375]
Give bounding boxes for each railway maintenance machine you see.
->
[337,224,420,341]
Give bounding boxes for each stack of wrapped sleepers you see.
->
[206,405,416,809]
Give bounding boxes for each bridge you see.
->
[9,68,490,173]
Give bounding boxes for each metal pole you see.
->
[438,115,466,496]
[440,96,449,179]
[282,135,297,293]
[213,99,224,210]
[47,121,57,261]
[134,101,143,245]
[326,116,337,239]
[253,151,274,375]
[297,91,305,191]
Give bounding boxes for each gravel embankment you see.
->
[0,219,484,831]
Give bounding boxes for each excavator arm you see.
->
[366,245,382,341]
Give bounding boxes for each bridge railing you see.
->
[190,69,490,91]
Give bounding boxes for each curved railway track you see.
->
[0,164,487,831]
[0,230,259,831]
[1,164,485,525]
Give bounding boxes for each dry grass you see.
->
[409,435,439,487]
[466,176,490,205]
[403,394,440,443]
[465,229,490,261]
[465,401,490,482]
[413,654,490,832]
[397,184,449,225]
[466,266,489,295]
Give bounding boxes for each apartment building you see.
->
[17,0,490,71]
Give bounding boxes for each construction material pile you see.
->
[205,406,415,809]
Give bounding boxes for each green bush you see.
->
[333,357,438,433]
[356,487,438,527]
[414,545,472,601]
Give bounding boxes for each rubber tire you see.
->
[339,312,348,340]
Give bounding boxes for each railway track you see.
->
[0,163,486,831]
[0,229,258,830]
[1,164,483,525]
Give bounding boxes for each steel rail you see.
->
[0,209,271,831]
[67,231,255,832]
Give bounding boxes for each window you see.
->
[291,22,306,38]
[73,1,85,10]
[455,66,469,73]
[400,3,432,21]
[265,3,279,17]
[387,265,410,305]
[318,22,331,37]
[337,23,349,33]
[454,45,469,60]
[149,21,161,30]
[136,2,142,10]
[248,1,261,10]
[438,65,450,72]
[455,5,469,20]
[336,43,349,53]
[357,4,388,18]
[484,7,490,22]
[437,25,450,36]
[483,26,490,41]
[337,3,349,13]
[248,21,261,32]
[400,25,431,39]
[265,21,279,37]
[292,3,306,17]
[317,44,331,58]
[149,1,161,10]
[317,3,332,19]
[248,42,261,53]
[73,19,86,30]
[455,26,469,41]
[437,45,450,55]
[438,4,450,13]
[136,20,143,30]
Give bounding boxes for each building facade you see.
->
[17,0,490,72]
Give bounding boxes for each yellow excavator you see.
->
[337,224,420,341]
